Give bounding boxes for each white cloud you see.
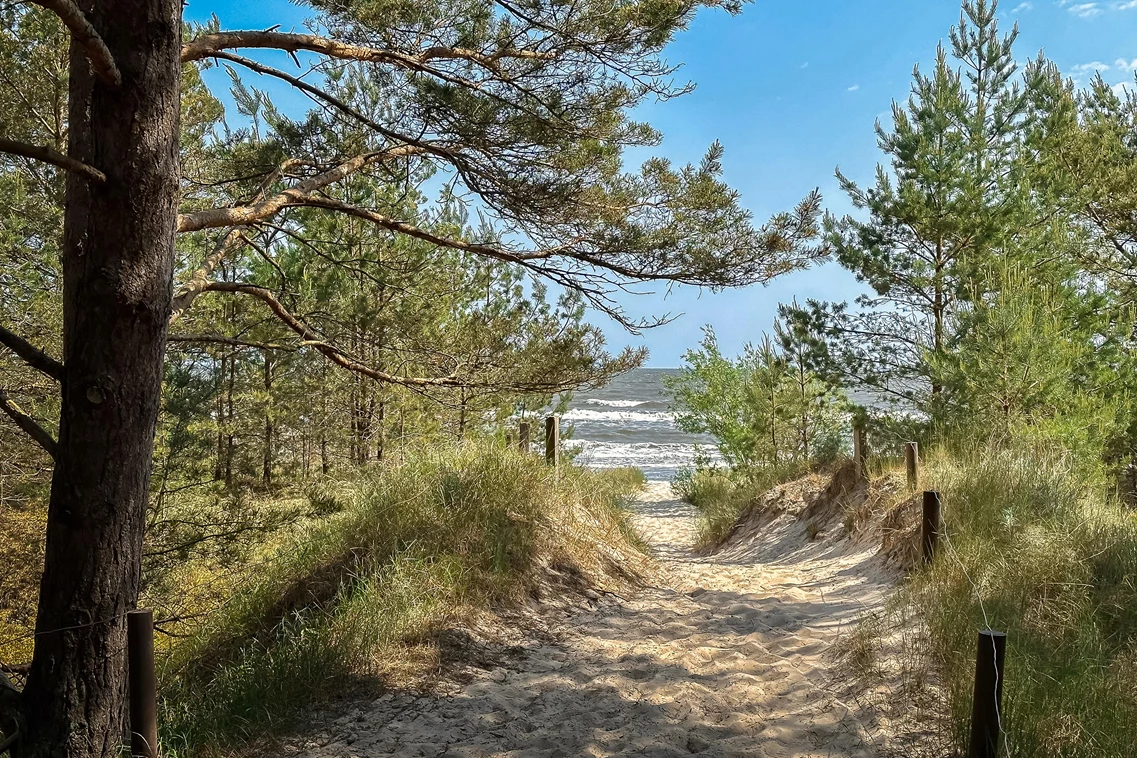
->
[847,84,860,91]
[1068,61,1112,85]
[1010,1,1033,11]
[1060,0,1137,11]
[1067,3,1103,17]
[801,62,809,69]
[1071,61,1111,73]
[1116,58,1137,71]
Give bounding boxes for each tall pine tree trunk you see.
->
[225,352,236,487]
[349,382,358,465]
[797,364,809,461]
[375,399,385,462]
[214,355,226,481]
[320,362,329,474]
[20,2,182,756]
[262,350,273,488]
[932,242,945,397]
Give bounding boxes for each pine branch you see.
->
[167,334,296,351]
[0,137,105,183]
[203,52,461,165]
[170,158,309,323]
[202,282,469,389]
[203,282,587,393]
[168,229,247,324]
[292,196,576,263]
[0,325,63,381]
[175,148,421,233]
[0,390,59,461]
[181,30,551,70]
[0,324,63,381]
[29,0,121,87]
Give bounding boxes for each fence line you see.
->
[4,424,1012,758]
[854,425,1009,757]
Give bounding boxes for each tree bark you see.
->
[214,354,226,481]
[349,383,359,465]
[932,240,945,397]
[20,2,182,756]
[319,362,329,474]
[375,399,385,462]
[262,350,273,488]
[458,389,468,438]
[225,353,236,487]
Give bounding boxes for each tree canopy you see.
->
[0,0,828,755]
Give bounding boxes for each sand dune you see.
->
[291,480,903,757]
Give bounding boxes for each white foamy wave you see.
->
[587,399,649,408]
[562,409,675,423]
[571,440,723,469]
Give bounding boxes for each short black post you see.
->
[921,490,941,565]
[968,630,1008,758]
[853,424,868,482]
[127,609,158,758]
[905,441,919,488]
[545,415,559,467]
[519,421,530,454]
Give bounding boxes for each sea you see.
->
[564,367,888,482]
[565,368,718,482]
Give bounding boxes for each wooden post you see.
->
[905,441,919,488]
[853,424,868,481]
[545,415,559,467]
[922,490,942,565]
[519,421,530,453]
[127,609,158,758]
[968,630,1007,758]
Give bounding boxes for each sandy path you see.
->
[297,482,893,758]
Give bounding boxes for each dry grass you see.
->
[834,612,884,679]
[902,441,1137,757]
[156,441,647,756]
[838,441,1137,757]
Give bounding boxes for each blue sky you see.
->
[185,0,1137,367]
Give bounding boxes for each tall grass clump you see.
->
[157,442,645,754]
[908,439,1137,757]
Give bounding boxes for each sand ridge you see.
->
[293,481,897,758]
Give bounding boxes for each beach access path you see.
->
[291,481,895,758]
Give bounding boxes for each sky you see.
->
[184,0,1137,367]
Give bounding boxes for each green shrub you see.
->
[158,443,644,754]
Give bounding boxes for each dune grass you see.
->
[675,464,809,547]
[897,441,1137,757]
[157,442,646,755]
[686,439,1137,755]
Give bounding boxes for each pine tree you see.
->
[0,0,832,748]
[791,0,1032,410]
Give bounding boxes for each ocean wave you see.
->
[570,440,722,467]
[586,399,650,408]
[562,409,675,423]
